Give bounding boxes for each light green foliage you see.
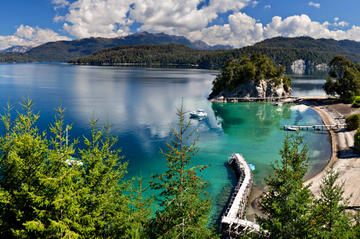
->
[0,97,151,238]
[210,54,289,97]
[148,104,217,239]
[345,114,360,130]
[310,168,352,238]
[324,56,360,102]
[257,134,313,238]
[352,96,360,108]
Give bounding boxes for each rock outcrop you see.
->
[209,79,292,101]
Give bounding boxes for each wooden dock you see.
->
[221,153,261,238]
[283,124,346,132]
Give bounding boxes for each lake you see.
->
[0,63,331,220]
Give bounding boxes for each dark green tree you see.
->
[148,104,216,239]
[257,134,313,238]
[324,56,360,102]
[0,98,150,238]
[310,168,352,238]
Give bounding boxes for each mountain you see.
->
[0,45,34,53]
[69,36,360,74]
[3,34,360,74]
[22,31,231,62]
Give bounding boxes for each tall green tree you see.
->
[257,134,313,238]
[148,104,216,239]
[324,56,360,101]
[310,168,352,238]
[0,98,151,238]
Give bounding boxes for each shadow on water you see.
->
[209,162,237,230]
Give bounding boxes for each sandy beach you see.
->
[304,100,360,206]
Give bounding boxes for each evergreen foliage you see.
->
[354,129,360,152]
[310,168,352,238]
[257,134,313,238]
[0,97,151,238]
[209,54,289,97]
[324,56,360,102]
[345,114,360,130]
[148,104,216,239]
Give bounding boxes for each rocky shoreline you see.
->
[209,79,292,102]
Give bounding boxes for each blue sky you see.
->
[1,0,360,50]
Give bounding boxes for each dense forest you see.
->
[69,44,210,67]
[68,36,360,73]
[2,34,360,74]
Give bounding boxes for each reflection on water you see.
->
[290,74,327,97]
[0,64,331,220]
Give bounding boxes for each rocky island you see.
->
[209,54,292,102]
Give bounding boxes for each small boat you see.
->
[285,126,299,131]
[189,109,208,118]
[249,163,255,171]
[272,102,283,107]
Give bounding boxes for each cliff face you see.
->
[210,79,292,100]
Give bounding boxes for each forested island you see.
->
[208,54,292,100]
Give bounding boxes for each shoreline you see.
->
[243,96,360,220]
[304,100,360,206]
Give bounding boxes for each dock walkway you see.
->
[221,153,261,238]
[283,124,346,131]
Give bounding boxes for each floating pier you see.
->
[283,124,346,132]
[221,153,260,238]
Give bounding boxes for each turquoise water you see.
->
[0,64,331,220]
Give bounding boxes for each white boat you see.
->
[272,102,283,107]
[190,109,208,118]
[285,126,299,131]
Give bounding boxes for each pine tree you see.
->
[310,168,352,238]
[257,134,313,238]
[0,98,150,238]
[148,104,216,238]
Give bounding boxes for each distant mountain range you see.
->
[0,45,34,53]
[0,31,231,63]
[2,32,360,74]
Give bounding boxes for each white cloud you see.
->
[308,1,320,8]
[0,25,71,50]
[264,5,271,9]
[58,0,253,38]
[52,0,70,9]
[188,13,360,48]
[333,17,348,27]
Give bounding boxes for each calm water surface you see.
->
[0,64,331,219]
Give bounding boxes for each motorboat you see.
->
[285,126,299,131]
[190,109,207,118]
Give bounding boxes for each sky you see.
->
[1,0,360,50]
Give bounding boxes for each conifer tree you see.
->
[148,104,216,238]
[310,168,352,238]
[0,98,151,238]
[257,134,312,238]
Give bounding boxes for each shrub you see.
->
[345,114,360,130]
[352,96,360,108]
[354,129,360,152]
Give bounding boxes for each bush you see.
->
[354,129,360,152]
[352,96,360,108]
[345,114,360,130]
